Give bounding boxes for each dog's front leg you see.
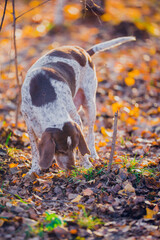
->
[25,119,40,175]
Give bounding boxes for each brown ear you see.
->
[75,123,90,156]
[38,132,55,169]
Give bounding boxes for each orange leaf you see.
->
[124,77,135,86]
[114,158,122,163]
[126,117,137,125]
[98,141,107,147]
[128,69,140,78]
[112,102,123,113]
[70,229,78,234]
[9,163,18,168]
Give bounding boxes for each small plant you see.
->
[44,211,63,231]
[25,211,63,238]
[120,137,125,146]
[73,205,103,230]
[120,155,128,168]
[127,156,139,173]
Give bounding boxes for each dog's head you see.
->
[38,122,90,170]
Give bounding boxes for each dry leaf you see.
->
[71,195,83,203]
[83,188,94,196]
[144,207,158,220]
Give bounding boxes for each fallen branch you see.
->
[0,0,8,32]
[16,0,51,21]
[107,111,118,173]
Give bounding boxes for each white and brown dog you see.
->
[21,36,135,175]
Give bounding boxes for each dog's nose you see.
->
[56,153,75,170]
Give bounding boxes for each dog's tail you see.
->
[87,36,136,56]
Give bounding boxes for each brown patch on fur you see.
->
[48,46,87,67]
[30,68,60,107]
[44,62,76,96]
[87,48,95,56]
[87,55,94,68]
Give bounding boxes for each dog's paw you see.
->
[83,161,93,169]
[82,155,93,169]
[90,153,99,160]
[25,167,41,180]
[28,166,41,176]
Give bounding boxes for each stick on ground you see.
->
[107,111,118,173]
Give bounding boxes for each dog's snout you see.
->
[56,153,75,170]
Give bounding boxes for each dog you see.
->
[21,36,135,175]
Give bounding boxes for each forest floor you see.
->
[0,0,160,239]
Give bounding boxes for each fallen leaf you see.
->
[144,207,158,220]
[71,195,83,203]
[70,229,78,234]
[83,188,94,196]
[9,163,18,168]
[0,219,4,227]
[123,181,135,194]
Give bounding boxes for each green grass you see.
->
[5,132,12,146]
[73,205,103,230]
[68,166,106,182]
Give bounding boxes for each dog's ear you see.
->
[75,123,90,156]
[38,132,55,169]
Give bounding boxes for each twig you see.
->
[16,0,51,21]
[0,0,8,32]
[12,0,20,128]
[12,0,19,86]
[107,111,118,173]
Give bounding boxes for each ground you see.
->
[0,0,160,239]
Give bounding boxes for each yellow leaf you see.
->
[71,195,82,203]
[128,69,140,78]
[124,77,135,86]
[101,127,108,137]
[144,207,158,219]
